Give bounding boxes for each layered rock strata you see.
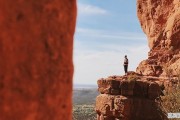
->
[0,0,76,120]
[136,0,180,76]
[95,76,168,120]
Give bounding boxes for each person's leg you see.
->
[126,65,128,73]
[124,65,127,75]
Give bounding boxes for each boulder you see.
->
[98,79,120,95]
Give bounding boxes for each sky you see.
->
[73,0,149,85]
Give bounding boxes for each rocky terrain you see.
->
[136,0,180,76]
[0,0,179,120]
[95,74,171,120]
[95,0,180,119]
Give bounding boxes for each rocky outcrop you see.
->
[95,1,179,119]
[136,0,180,76]
[95,75,168,120]
[0,0,76,120]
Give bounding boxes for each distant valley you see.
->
[73,85,98,120]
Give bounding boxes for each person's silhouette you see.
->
[123,55,128,75]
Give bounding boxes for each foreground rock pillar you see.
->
[0,0,76,120]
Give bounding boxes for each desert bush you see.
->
[163,64,173,78]
[160,69,180,120]
[127,74,139,81]
[175,68,180,85]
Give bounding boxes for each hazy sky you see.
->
[73,0,149,85]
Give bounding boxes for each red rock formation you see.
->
[95,76,168,120]
[0,0,76,120]
[96,1,180,119]
[136,0,180,76]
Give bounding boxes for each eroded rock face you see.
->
[136,0,180,76]
[0,0,76,120]
[96,94,165,120]
[95,76,167,120]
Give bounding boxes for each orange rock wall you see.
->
[0,0,76,120]
[137,0,180,76]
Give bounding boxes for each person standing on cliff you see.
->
[124,55,128,75]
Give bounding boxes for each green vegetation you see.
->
[73,105,96,120]
[160,68,180,120]
[73,88,98,120]
[161,84,180,112]
[161,81,180,120]
[73,88,98,105]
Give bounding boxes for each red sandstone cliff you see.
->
[136,0,180,76]
[95,1,180,120]
[95,75,168,120]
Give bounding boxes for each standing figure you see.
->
[123,55,128,75]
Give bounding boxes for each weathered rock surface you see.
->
[136,0,180,76]
[98,79,120,95]
[95,1,180,119]
[0,0,76,120]
[96,94,165,120]
[97,76,161,100]
[95,75,168,120]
